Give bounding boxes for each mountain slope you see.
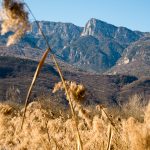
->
[0,18,145,73]
[30,21,83,51]
[1,56,150,107]
[58,18,144,72]
[107,36,150,77]
[61,36,123,72]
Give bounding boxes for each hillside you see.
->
[0,56,150,107]
[0,18,146,73]
[107,36,150,77]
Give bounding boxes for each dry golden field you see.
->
[0,93,149,150]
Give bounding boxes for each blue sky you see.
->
[13,0,150,31]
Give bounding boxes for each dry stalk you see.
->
[45,121,51,146]
[97,105,119,133]
[106,125,113,150]
[97,105,129,149]
[21,47,50,129]
[52,59,83,150]
[21,2,83,149]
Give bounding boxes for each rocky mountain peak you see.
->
[81,18,117,38]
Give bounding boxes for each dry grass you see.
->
[122,94,146,121]
[1,0,30,46]
[0,97,150,150]
[53,81,92,128]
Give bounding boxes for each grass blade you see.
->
[107,125,113,150]
[21,48,50,130]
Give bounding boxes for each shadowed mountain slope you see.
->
[1,56,150,107]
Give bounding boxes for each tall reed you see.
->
[20,2,83,149]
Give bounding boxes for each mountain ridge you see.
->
[0,18,149,74]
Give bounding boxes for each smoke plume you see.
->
[0,0,30,46]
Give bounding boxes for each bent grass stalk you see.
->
[100,105,119,133]
[21,2,83,149]
[21,47,50,129]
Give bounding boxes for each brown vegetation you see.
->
[1,0,30,46]
[0,96,149,150]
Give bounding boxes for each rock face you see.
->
[30,21,83,51]
[61,18,143,72]
[107,36,150,77]
[81,18,142,45]
[81,18,117,38]
[0,18,146,73]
